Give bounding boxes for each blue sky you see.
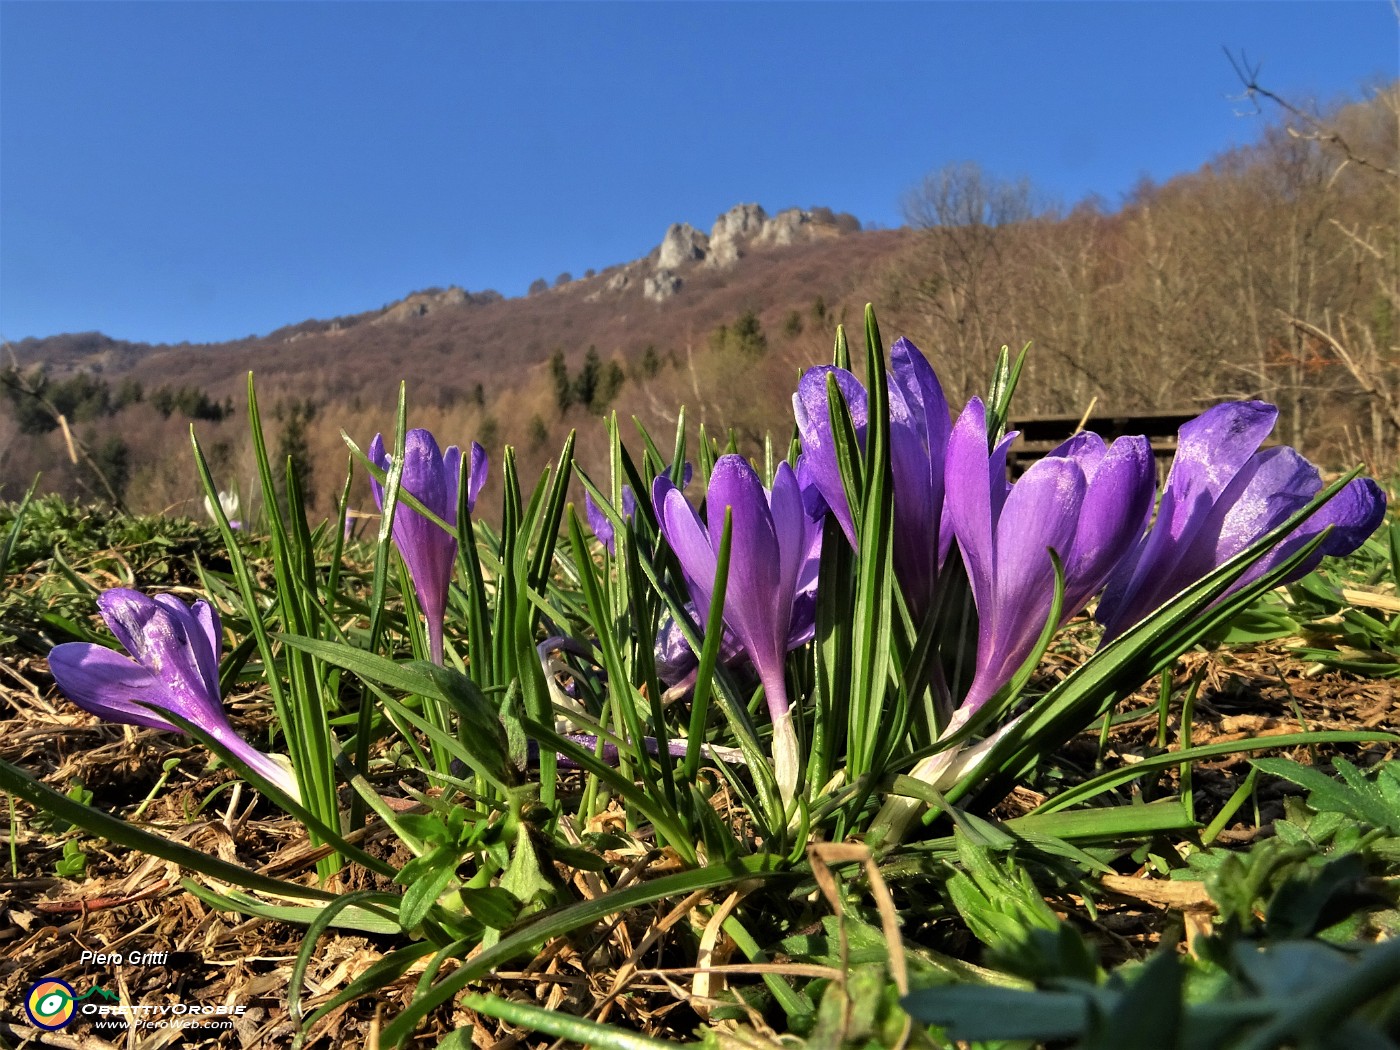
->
[2,2,1394,346]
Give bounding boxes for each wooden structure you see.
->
[1005,409,1202,473]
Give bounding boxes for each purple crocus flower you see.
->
[653,455,818,803]
[652,605,742,690]
[369,429,488,665]
[794,337,954,621]
[48,589,297,797]
[945,398,1155,718]
[584,487,637,556]
[1096,401,1387,641]
[584,463,691,555]
[651,460,822,695]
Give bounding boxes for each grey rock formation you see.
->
[706,203,769,268]
[610,203,860,302]
[644,270,683,302]
[755,208,817,247]
[374,285,473,325]
[657,223,709,269]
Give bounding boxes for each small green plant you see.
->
[54,836,89,878]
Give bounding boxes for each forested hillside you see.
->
[3,85,1394,521]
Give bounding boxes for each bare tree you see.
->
[893,162,1045,401]
[1226,53,1400,463]
[0,342,129,510]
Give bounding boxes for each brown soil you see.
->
[1,639,1396,1048]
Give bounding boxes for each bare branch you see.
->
[1225,48,1400,180]
[1330,218,1391,264]
[1285,314,1400,435]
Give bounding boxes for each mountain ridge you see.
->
[7,200,870,377]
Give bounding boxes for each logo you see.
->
[25,978,77,1030]
[22,973,241,1032]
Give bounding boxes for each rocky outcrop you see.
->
[373,286,499,325]
[650,204,857,280]
[755,208,813,247]
[755,207,852,248]
[611,204,863,302]
[584,265,639,301]
[644,270,683,302]
[706,203,768,268]
[657,223,709,269]
[708,204,766,266]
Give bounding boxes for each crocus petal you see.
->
[796,454,830,520]
[1314,477,1387,557]
[948,404,1151,715]
[1097,402,1388,640]
[1239,476,1387,591]
[993,458,1085,606]
[704,457,787,682]
[887,339,953,618]
[155,594,223,704]
[769,462,807,627]
[370,429,463,664]
[654,461,808,683]
[653,606,746,687]
[48,643,182,732]
[585,478,642,557]
[368,432,390,507]
[795,342,955,625]
[786,593,818,650]
[793,457,825,601]
[442,443,463,517]
[96,588,162,668]
[1061,435,1155,612]
[655,456,813,804]
[1115,402,1278,607]
[403,436,456,646]
[1217,462,1385,591]
[945,399,998,616]
[654,474,718,621]
[1099,444,1305,636]
[793,366,868,547]
[960,457,1085,713]
[467,442,489,512]
[1051,431,1108,473]
[49,597,299,799]
[1169,401,1279,506]
[890,338,953,495]
[1208,446,1320,561]
[654,614,700,684]
[584,489,617,554]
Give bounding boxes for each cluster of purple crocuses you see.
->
[792,340,1381,715]
[637,338,1384,803]
[47,337,1384,812]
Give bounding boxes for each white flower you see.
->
[203,490,242,528]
